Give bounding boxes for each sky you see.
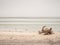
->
[0,0,60,17]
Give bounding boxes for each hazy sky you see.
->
[0,0,60,17]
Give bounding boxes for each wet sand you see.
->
[0,32,60,45]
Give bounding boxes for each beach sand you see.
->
[0,32,60,45]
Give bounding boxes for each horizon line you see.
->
[0,17,60,19]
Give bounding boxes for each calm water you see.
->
[0,24,60,32]
[0,17,60,32]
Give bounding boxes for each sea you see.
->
[0,17,60,32]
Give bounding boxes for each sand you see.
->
[0,32,60,45]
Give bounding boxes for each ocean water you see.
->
[0,17,60,32]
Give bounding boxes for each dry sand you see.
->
[0,32,60,45]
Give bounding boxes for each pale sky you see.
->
[0,0,60,17]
